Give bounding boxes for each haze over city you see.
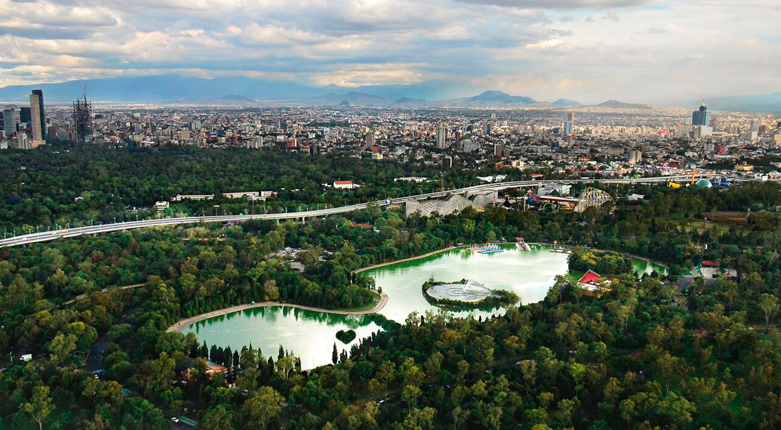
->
[1,0,780,104]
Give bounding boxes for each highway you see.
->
[0,175,733,249]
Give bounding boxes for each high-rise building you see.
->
[16,133,30,150]
[567,112,575,124]
[493,142,505,158]
[436,124,447,149]
[483,122,492,135]
[30,89,46,142]
[3,108,18,138]
[563,121,573,134]
[628,149,642,165]
[365,132,376,149]
[246,136,263,149]
[73,91,93,143]
[692,101,710,127]
[20,107,31,124]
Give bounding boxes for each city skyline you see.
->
[0,0,779,105]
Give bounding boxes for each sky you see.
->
[0,0,779,104]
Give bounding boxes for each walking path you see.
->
[352,246,461,274]
[61,283,145,307]
[167,292,388,332]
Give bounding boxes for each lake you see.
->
[182,245,665,369]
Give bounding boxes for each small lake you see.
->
[183,245,666,369]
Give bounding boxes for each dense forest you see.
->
[2,148,781,429]
[0,145,526,235]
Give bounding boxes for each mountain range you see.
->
[0,75,778,112]
[0,75,575,107]
[595,100,651,110]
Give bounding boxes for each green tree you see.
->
[21,385,54,430]
[243,387,284,429]
[758,293,779,328]
[202,404,234,430]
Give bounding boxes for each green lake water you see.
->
[183,245,666,369]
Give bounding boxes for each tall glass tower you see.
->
[692,101,710,127]
[30,89,46,141]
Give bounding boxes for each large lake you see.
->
[183,245,665,369]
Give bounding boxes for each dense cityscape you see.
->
[3,89,781,182]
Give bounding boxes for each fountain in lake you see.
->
[426,279,497,303]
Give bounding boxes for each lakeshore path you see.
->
[352,246,461,274]
[167,292,388,332]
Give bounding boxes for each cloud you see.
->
[0,0,778,104]
[0,0,120,39]
[526,38,566,49]
[454,0,651,10]
[310,63,428,87]
[603,10,620,21]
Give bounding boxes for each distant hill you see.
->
[309,92,395,106]
[441,90,538,107]
[0,75,471,104]
[394,97,427,105]
[675,93,781,113]
[221,94,256,102]
[595,100,651,109]
[553,98,582,107]
[469,90,536,104]
[0,75,329,103]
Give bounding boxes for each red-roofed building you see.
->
[334,180,359,190]
[701,260,719,268]
[578,270,602,286]
[578,270,611,295]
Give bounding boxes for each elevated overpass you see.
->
[0,175,740,249]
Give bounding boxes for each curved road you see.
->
[0,175,737,249]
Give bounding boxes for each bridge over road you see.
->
[0,175,742,249]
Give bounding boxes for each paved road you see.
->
[0,175,739,249]
[60,283,145,307]
[85,337,107,374]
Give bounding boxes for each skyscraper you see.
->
[436,124,448,149]
[2,108,18,138]
[20,107,31,124]
[560,112,574,135]
[692,101,710,127]
[30,89,46,142]
[73,91,93,143]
